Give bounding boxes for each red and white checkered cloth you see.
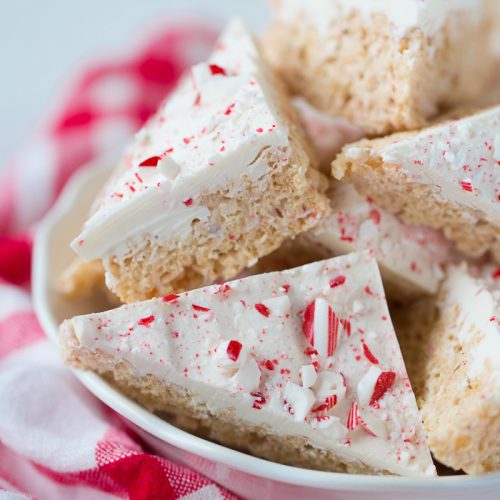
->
[0,18,238,500]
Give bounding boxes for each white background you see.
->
[0,1,268,166]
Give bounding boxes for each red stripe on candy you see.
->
[139,156,161,167]
[255,303,270,317]
[209,64,226,76]
[370,371,396,406]
[362,342,379,364]
[192,304,210,312]
[163,294,179,302]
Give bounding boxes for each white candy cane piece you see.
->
[284,382,315,422]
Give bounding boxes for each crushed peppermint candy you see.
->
[303,298,339,357]
[209,64,227,76]
[255,303,271,317]
[226,340,243,362]
[139,156,161,167]
[300,364,318,388]
[362,342,379,365]
[163,294,180,302]
[192,304,210,312]
[137,315,155,327]
[251,391,267,409]
[370,371,396,406]
[284,382,315,422]
[329,275,346,288]
[347,401,360,431]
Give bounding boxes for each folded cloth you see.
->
[0,19,237,500]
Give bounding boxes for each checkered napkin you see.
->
[0,19,238,500]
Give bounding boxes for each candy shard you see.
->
[347,401,360,431]
[261,295,291,316]
[232,358,261,392]
[226,340,243,361]
[138,315,155,327]
[284,382,315,422]
[158,155,181,181]
[362,342,379,365]
[359,410,387,439]
[303,298,339,357]
[357,365,382,406]
[370,371,396,407]
[139,156,161,167]
[313,371,346,401]
[255,303,271,317]
[300,364,318,388]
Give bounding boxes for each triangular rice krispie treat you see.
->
[393,263,500,475]
[60,251,435,477]
[332,106,500,261]
[70,19,330,303]
[265,0,495,135]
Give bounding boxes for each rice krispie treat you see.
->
[265,0,494,135]
[69,19,330,303]
[393,264,500,474]
[60,252,435,477]
[332,106,500,261]
[307,183,452,299]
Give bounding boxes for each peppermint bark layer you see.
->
[60,252,435,477]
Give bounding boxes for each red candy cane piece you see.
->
[139,156,162,167]
[209,64,226,76]
[370,371,396,406]
[303,298,339,357]
[362,342,379,365]
[226,340,243,362]
[347,401,360,431]
[255,303,270,318]
[192,304,210,312]
[138,315,155,328]
[163,294,180,302]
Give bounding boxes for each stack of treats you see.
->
[59,1,500,478]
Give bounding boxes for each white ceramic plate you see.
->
[33,158,500,499]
